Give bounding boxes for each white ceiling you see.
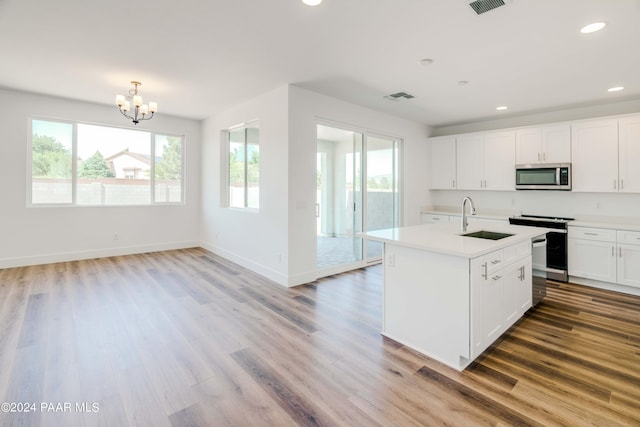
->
[0,0,638,128]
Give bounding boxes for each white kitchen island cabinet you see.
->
[364,221,542,371]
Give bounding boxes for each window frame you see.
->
[27,117,185,207]
[226,121,259,210]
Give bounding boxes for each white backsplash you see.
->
[429,190,640,223]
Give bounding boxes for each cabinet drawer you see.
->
[421,214,450,224]
[503,240,531,265]
[568,227,616,242]
[617,229,640,246]
[474,249,504,274]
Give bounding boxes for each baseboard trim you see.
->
[0,240,201,270]
[569,276,640,297]
[199,241,317,287]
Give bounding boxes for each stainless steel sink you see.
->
[461,230,514,240]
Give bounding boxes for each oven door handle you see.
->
[532,238,547,248]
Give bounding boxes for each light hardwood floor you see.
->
[0,248,639,426]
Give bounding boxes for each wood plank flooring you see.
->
[0,248,639,426]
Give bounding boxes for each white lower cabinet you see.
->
[568,237,617,283]
[471,244,531,359]
[420,213,450,224]
[616,230,640,288]
[568,227,640,288]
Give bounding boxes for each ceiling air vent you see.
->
[469,0,505,15]
[384,92,415,101]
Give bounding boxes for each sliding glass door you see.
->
[316,125,363,272]
[365,135,399,261]
[316,124,399,275]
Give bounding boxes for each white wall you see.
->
[428,100,640,222]
[200,85,430,287]
[0,87,201,268]
[431,98,640,136]
[200,86,291,285]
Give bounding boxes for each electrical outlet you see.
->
[113,233,119,241]
[387,252,395,267]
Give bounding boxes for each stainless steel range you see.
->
[509,214,574,305]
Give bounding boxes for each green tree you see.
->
[379,176,391,190]
[229,147,245,185]
[78,151,114,178]
[32,134,72,178]
[247,144,259,185]
[155,137,182,180]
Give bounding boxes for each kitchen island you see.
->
[363,220,547,371]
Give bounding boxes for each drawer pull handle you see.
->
[492,275,502,281]
[482,262,488,279]
[491,260,501,265]
[584,232,599,236]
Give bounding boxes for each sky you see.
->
[32,119,172,160]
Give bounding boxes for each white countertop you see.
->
[362,220,548,259]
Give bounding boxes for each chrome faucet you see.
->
[461,196,476,232]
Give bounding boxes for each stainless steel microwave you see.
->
[515,163,571,190]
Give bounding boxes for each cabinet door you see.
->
[470,254,503,359]
[617,244,640,288]
[568,238,617,283]
[571,119,618,192]
[484,131,516,191]
[502,262,521,328]
[429,136,457,189]
[456,134,484,190]
[618,116,640,193]
[542,124,571,163]
[515,128,542,164]
[502,257,532,329]
[517,257,532,315]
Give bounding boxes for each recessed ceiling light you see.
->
[496,106,508,111]
[580,22,606,34]
[418,58,434,66]
[302,0,322,5]
[608,86,624,92]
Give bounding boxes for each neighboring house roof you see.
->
[105,150,154,164]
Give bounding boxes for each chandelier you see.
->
[115,81,157,125]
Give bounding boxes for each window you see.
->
[30,119,184,206]
[228,123,259,209]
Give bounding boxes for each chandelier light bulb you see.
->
[115,81,157,125]
[303,0,322,5]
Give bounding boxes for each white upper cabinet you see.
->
[456,133,484,190]
[515,124,571,165]
[484,131,516,191]
[618,115,640,193]
[429,136,457,190]
[571,119,619,192]
[572,115,640,193]
[456,131,515,191]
